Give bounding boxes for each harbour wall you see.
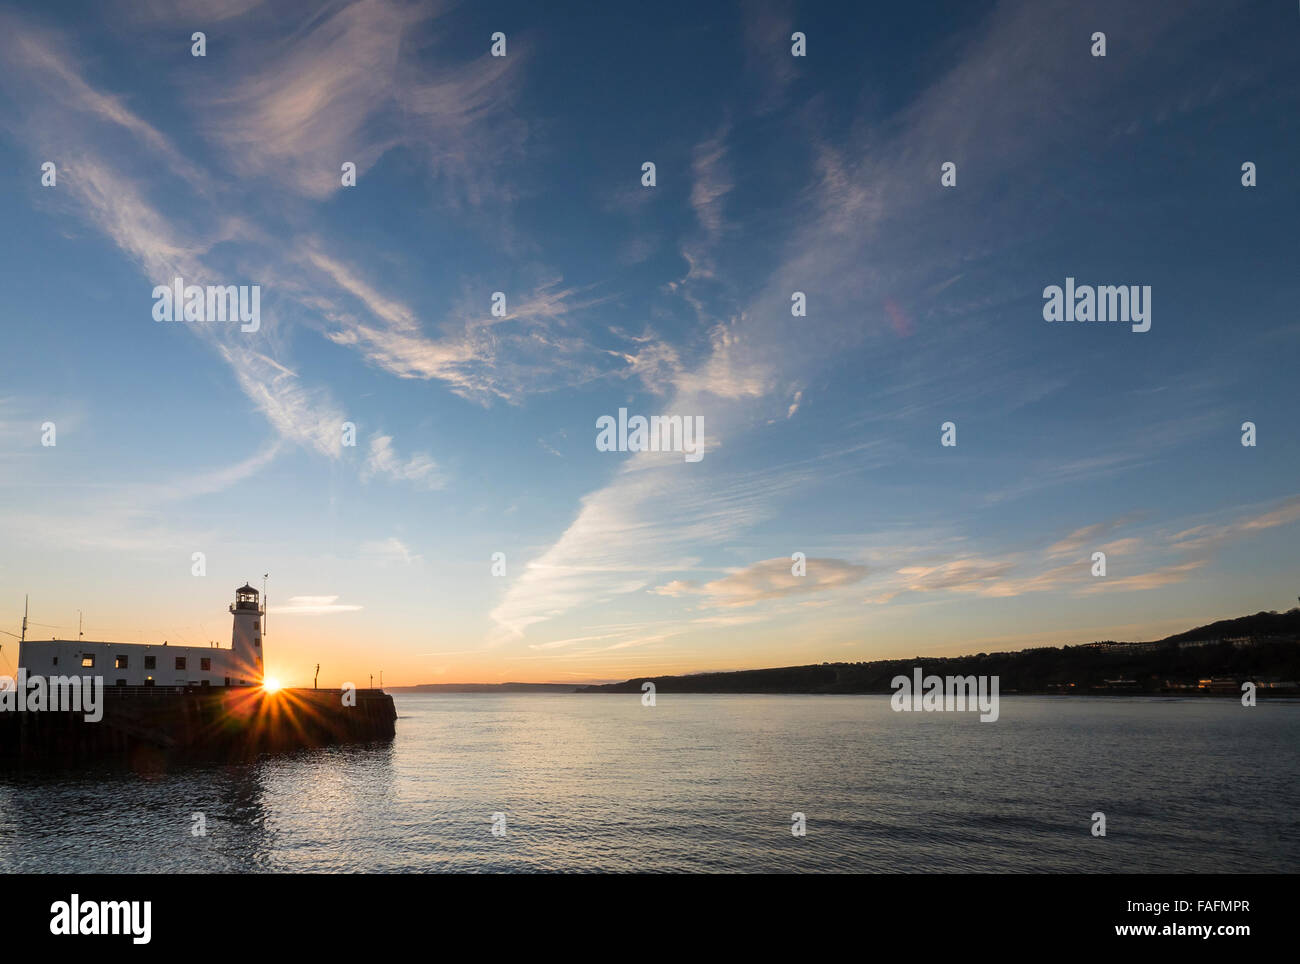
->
[0,686,396,768]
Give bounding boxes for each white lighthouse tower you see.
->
[228,583,264,686]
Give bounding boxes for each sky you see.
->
[0,0,1297,687]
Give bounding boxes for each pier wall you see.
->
[0,687,396,768]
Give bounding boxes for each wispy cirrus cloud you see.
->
[363,435,443,489]
[0,443,282,553]
[1076,560,1208,595]
[894,558,1017,596]
[689,124,733,239]
[193,0,529,203]
[360,536,420,566]
[270,595,363,615]
[653,556,868,608]
[310,254,614,403]
[489,451,818,638]
[0,2,507,480]
[868,491,1300,607]
[114,0,266,24]
[1167,495,1300,554]
[1046,514,1146,557]
[219,348,349,457]
[0,17,208,190]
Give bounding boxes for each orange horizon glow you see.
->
[7,585,1279,692]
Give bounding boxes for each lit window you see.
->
[115,655,128,669]
[81,655,95,668]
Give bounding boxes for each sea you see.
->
[1,694,1296,873]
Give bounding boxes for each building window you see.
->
[52,656,58,666]
[116,679,126,687]
[200,657,211,671]
[254,637,261,648]
[145,655,156,670]
[144,676,154,687]
[81,655,95,668]
[175,657,186,670]
[115,655,128,669]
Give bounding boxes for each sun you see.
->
[262,677,282,693]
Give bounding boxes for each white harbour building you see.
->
[18,584,265,688]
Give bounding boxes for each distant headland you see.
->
[576,608,1300,696]
[390,609,1300,697]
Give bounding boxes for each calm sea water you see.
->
[0,694,1296,873]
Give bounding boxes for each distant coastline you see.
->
[396,609,1300,697]
[577,609,1300,696]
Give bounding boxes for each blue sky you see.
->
[1,0,1298,685]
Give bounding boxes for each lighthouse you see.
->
[4,581,397,763]
[18,583,266,688]
[228,584,265,686]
